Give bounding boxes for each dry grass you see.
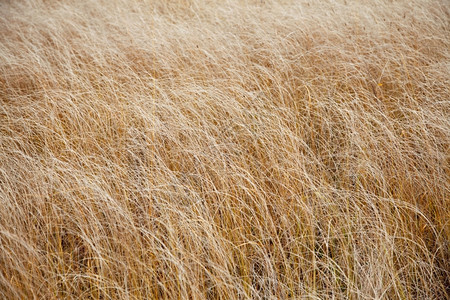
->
[0,0,449,299]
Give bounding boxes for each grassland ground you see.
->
[0,0,449,299]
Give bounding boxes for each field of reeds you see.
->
[0,0,449,299]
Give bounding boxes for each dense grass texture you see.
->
[0,0,449,299]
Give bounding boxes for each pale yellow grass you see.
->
[0,0,449,299]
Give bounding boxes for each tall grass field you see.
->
[0,0,449,299]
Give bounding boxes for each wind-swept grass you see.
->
[0,0,449,299]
